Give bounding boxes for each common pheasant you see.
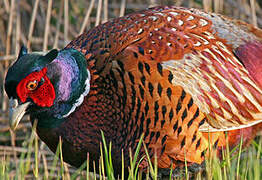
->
[4,6,262,175]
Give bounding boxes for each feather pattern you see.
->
[64,6,262,169]
[67,6,262,131]
[5,6,262,173]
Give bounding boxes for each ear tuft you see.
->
[18,45,28,59]
[43,49,58,63]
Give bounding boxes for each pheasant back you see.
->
[64,6,262,169]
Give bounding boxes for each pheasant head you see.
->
[5,47,91,129]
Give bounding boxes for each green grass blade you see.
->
[184,150,188,180]
[15,145,27,180]
[58,137,64,179]
[0,156,5,179]
[109,142,113,173]
[93,161,97,180]
[169,162,173,180]
[134,155,145,178]
[70,160,87,179]
[33,135,39,178]
[87,153,90,180]
[99,157,102,179]
[128,134,144,180]
[225,132,231,169]
[121,149,124,180]
[25,129,36,174]
[142,141,155,178]
[49,142,60,178]
[153,153,157,180]
[99,142,106,180]
[128,149,134,180]
[100,130,115,179]
[236,135,243,179]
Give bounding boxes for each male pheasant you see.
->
[4,6,262,174]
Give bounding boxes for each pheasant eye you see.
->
[27,80,38,91]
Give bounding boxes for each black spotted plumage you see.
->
[4,6,262,176]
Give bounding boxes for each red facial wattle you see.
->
[16,67,55,107]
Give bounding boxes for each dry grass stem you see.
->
[103,0,109,23]
[5,0,15,55]
[250,0,258,27]
[203,0,212,12]
[0,54,16,61]
[64,0,69,46]
[2,0,15,112]
[43,0,53,51]
[79,0,96,35]
[149,0,158,7]
[3,0,10,12]
[27,0,40,50]
[119,0,126,17]
[96,0,103,26]
[15,7,21,56]
[53,0,64,49]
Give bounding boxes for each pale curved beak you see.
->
[9,98,31,130]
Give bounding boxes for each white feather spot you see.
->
[216,41,227,50]
[154,28,159,31]
[187,15,194,21]
[189,24,197,29]
[202,31,215,39]
[152,41,156,44]
[149,32,153,36]
[171,27,177,31]
[137,28,143,34]
[169,12,179,16]
[155,12,164,16]
[167,42,172,46]
[178,20,184,26]
[150,16,158,21]
[199,19,208,26]
[167,16,172,22]
[194,41,201,47]
[184,35,190,38]
[203,40,209,45]
[191,33,209,45]
[158,36,163,40]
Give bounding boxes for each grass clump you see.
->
[1,130,262,179]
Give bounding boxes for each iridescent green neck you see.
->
[31,48,90,128]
